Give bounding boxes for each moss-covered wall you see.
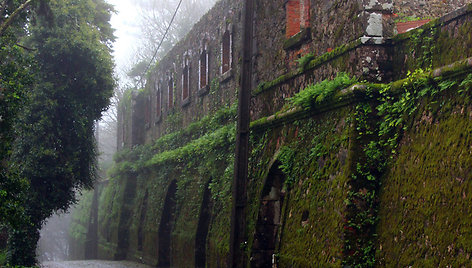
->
[71,104,237,267]
[394,0,472,18]
[246,106,353,267]
[135,0,242,148]
[253,0,366,84]
[392,6,472,79]
[376,79,472,266]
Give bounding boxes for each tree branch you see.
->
[15,43,36,51]
[0,0,36,37]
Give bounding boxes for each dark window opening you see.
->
[137,191,149,252]
[251,162,286,267]
[156,86,161,120]
[168,76,174,109]
[182,59,190,102]
[199,48,208,89]
[222,31,231,74]
[195,178,213,268]
[158,180,177,267]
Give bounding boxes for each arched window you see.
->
[158,181,177,267]
[199,42,209,90]
[182,54,190,105]
[168,74,174,109]
[250,161,286,267]
[285,0,310,38]
[221,29,232,74]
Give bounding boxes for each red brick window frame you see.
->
[168,74,174,109]
[155,82,162,122]
[199,42,209,89]
[285,0,310,38]
[221,29,232,74]
[182,54,190,105]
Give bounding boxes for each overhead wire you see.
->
[143,0,184,75]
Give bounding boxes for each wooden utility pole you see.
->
[229,0,254,267]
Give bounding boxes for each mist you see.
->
[36,0,218,264]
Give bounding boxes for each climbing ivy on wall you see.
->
[247,61,472,267]
[343,68,472,267]
[85,103,238,266]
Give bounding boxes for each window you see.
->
[221,30,232,74]
[155,83,162,121]
[285,0,310,38]
[182,55,190,104]
[199,42,209,89]
[168,75,174,109]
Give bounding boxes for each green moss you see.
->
[247,109,352,267]
[253,39,362,96]
[392,14,472,79]
[283,28,311,50]
[376,96,472,266]
[248,59,472,266]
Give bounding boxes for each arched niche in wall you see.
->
[137,190,149,252]
[250,161,286,268]
[195,178,213,268]
[158,180,178,267]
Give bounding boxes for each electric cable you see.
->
[143,0,183,74]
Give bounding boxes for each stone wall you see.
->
[70,2,472,268]
[395,0,472,18]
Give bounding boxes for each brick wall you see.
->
[286,0,301,38]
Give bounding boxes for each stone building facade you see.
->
[71,0,472,267]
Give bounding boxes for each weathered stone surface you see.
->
[71,1,472,268]
[395,0,472,17]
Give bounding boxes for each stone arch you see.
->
[158,180,178,267]
[195,178,213,268]
[250,161,286,268]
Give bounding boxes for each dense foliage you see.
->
[0,0,115,265]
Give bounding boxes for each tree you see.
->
[0,1,39,242]
[127,0,217,86]
[0,0,115,265]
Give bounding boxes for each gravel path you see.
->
[41,260,154,268]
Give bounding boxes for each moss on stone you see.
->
[376,93,472,266]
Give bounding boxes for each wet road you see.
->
[41,260,153,268]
